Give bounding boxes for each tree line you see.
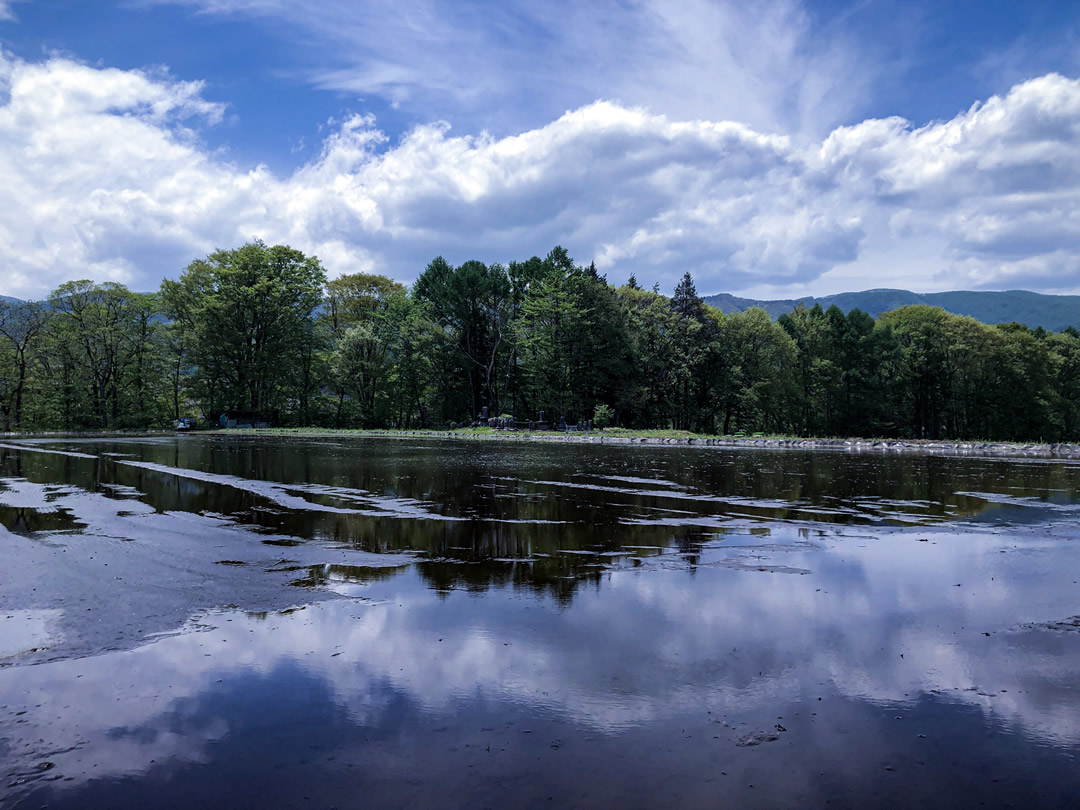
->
[1,240,1079,441]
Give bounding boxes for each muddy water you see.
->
[1,436,1079,809]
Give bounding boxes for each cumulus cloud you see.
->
[1,49,1080,298]
[816,73,1080,289]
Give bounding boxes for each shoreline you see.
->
[6,427,1078,459]
[256,429,1080,458]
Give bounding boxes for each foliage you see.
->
[0,299,49,432]
[593,403,614,429]
[31,282,166,429]
[171,240,326,419]
[4,242,1080,442]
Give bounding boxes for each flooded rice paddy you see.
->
[1,435,1080,808]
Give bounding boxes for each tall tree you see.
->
[878,306,954,439]
[617,284,680,427]
[171,241,326,418]
[1049,328,1080,440]
[0,300,49,432]
[323,272,407,425]
[160,278,197,421]
[414,257,512,419]
[714,308,798,435]
[47,281,139,428]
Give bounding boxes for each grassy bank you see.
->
[218,426,803,441]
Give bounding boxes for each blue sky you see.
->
[1,0,1079,298]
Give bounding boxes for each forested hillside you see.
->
[2,241,1079,442]
[705,289,1080,331]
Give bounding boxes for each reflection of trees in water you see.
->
[14,440,1080,528]
[0,449,24,478]
[0,458,87,534]
[416,558,604,606]
[8,439,1080,602]
[287,562,409,589]
[0,504,84,534]
[668,527,706,566]
[279,556,606,606]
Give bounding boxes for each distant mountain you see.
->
[703,289,1080,332]
[4,289,1077,330]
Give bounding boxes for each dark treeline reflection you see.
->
[3,241,1080,441]
[3,437,1080,602]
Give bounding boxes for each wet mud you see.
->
[1,436,1080,808]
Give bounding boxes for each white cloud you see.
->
[815,73,1080,290]
[2,50,1080,298]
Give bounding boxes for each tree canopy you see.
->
[2,241,1079,442]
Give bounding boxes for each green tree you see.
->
[329,323,382,426]
[713,308,798,434]
[593,403,614,429]
[518,248,630,424]
[323,272,408,425]
[878,306,954,438]
[414,257,512,420]
[1048,328,1080,440]
[171,241,326,418]
[160,278,198,421]
[617,284,679,427]
[47,281,145,428]
[0,300,49,432]
[778,304,843,435]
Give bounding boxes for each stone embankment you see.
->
[367,430,1080,458]
[5,428,1079,459]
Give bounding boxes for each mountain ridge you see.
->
[702,288,1080,331]
[4,289,1079,331]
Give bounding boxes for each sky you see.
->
[1,0,1079,299]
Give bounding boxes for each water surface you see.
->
[1,436,1079,808]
